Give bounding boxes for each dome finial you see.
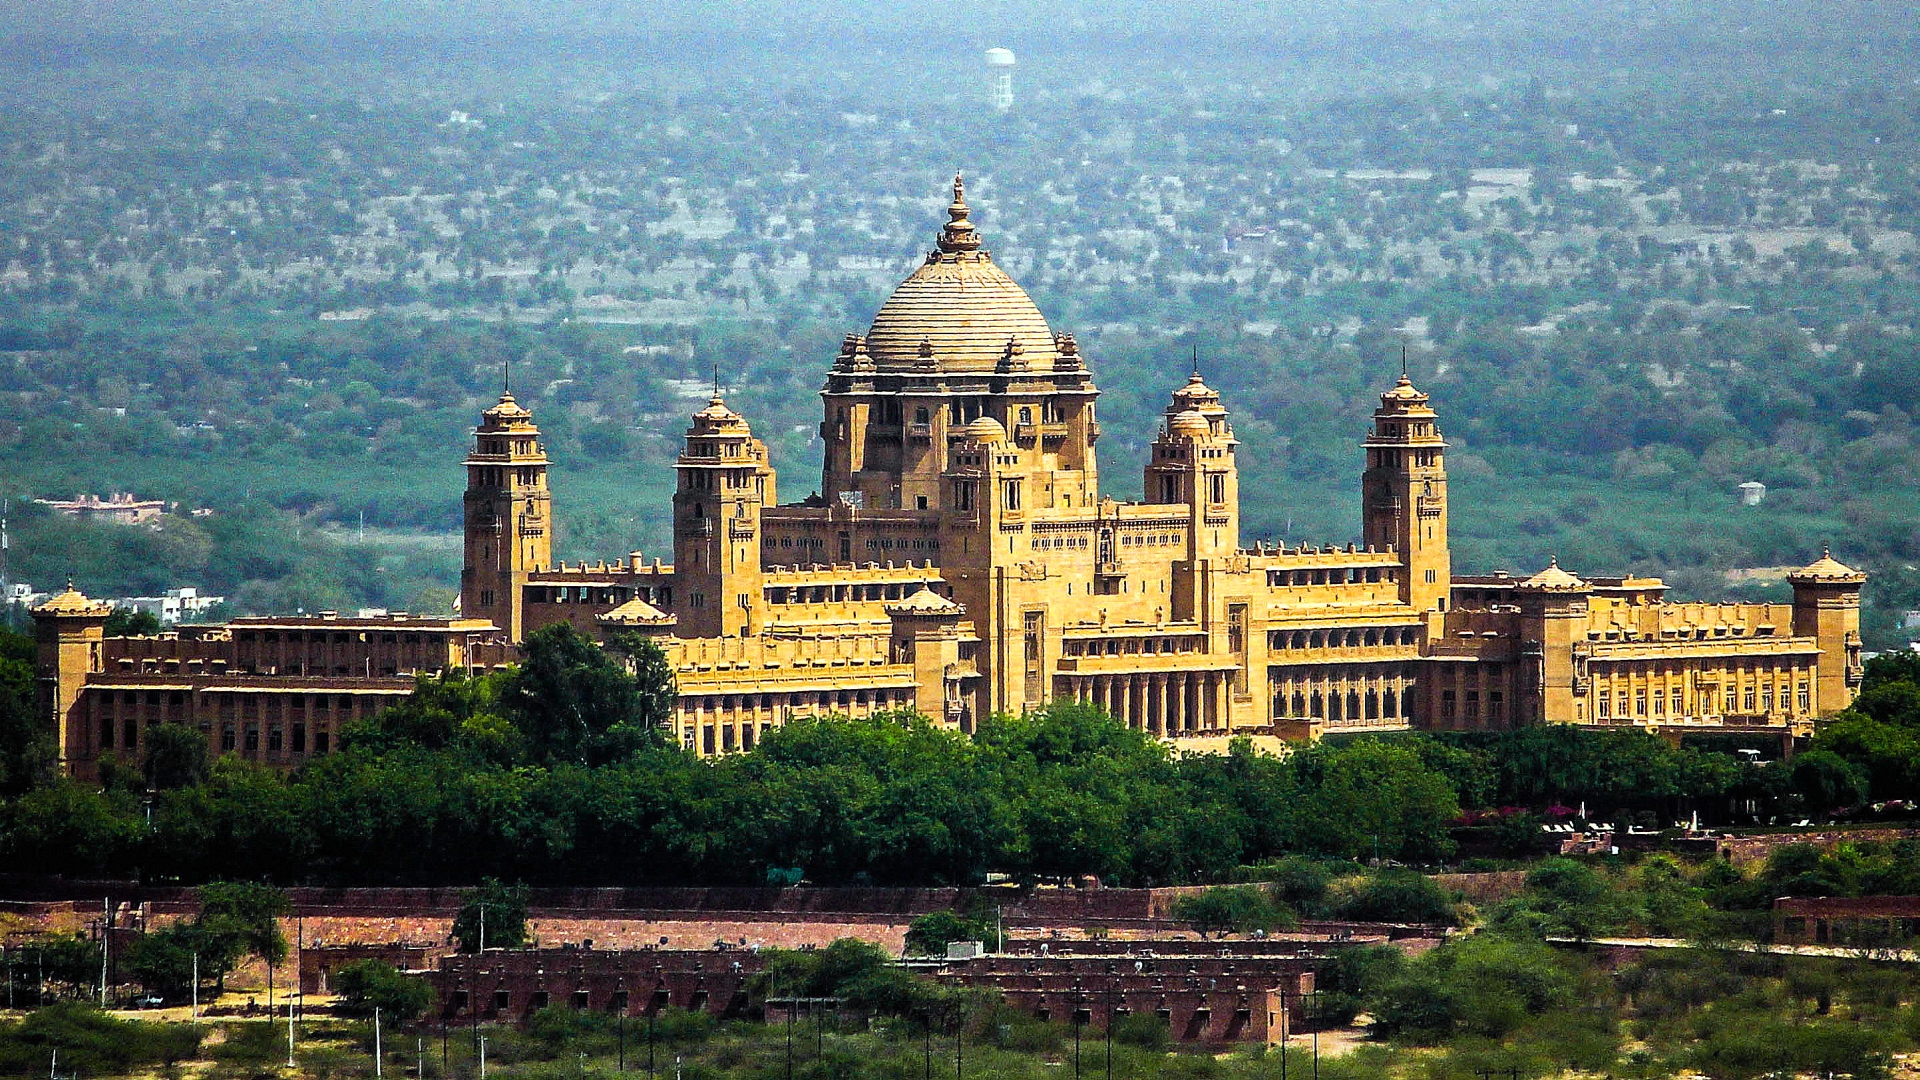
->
[937,173,981,254]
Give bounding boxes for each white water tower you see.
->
[985,47,1016,112]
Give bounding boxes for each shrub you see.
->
[1329,869,1456,925]
[0,1004,203,1074]
[1111,1011,1170,1049]
[1170,885,1295,938]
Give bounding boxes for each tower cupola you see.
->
[1362,371,1450,612]
[673,393,775,638]
[462,388,552,640]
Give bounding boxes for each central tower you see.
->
[818,176,1100,515]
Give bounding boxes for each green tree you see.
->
[1170,885,1294,939]
[452,878,528,952]
[332,960,433,1022]
[141,722,211,790]
[602,629,679,732]
[103,609,161,637]
[905,909,998,956]
[124,921,205,1000]
[1790,751,1870,814]
[0,627,52,794]
[195,881,290,988]
[502,624,652,765]
[1329,868,1458,926]
[1288,740,1460,862]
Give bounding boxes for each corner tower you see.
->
[672,394,774,638]
[33,582,113,773]
[1789,549,1865,714]
[1362,373,1450,612]
[462,391,551,641]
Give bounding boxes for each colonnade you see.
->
[1058,669,1232,735]
[1268,662,1418,729]
[675,683,914,755]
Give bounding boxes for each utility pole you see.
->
[375,1007,383,1078]
[1310,990,1319,1080]
[100,897,109,1007]
[1279,982,1288,1080]
[1105,977,1114,1080]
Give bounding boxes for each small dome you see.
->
[35,582,112,618]
[688,394,753,439]
[693,394,742,424]
[1517,556,1589,592]
[480,391,537,431]
[596,597,677,628]
[1790,548,1865,584]
[1381,374,1425,402]
[887,588,964,616]
[963,415,1007,443]
[1169,410,1210,438]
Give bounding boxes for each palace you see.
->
[36,177,1864,771]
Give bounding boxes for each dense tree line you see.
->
[4,625,1906,889]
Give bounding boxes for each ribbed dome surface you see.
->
[867,255,1059,371]
[865,175,1060,372]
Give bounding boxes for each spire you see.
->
[936,173,982,254]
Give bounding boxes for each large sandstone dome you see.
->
[865,175,1062,373]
